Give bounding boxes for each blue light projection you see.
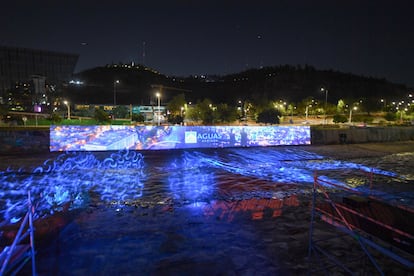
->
[0,150,145,223]
[166,152,215,204]
[0,146,406,226]
[50,125,311,151]
[171,147,402,200]
[157,147,406,214]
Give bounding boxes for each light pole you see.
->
[113,80,120,106]
[348,106,357,124]
[380,99,386,111]
[63,100,71,120]
[305,105,312,122]
[321,87,328,124]
[290,105,296,124]
[156,92,161,126]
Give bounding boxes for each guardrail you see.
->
[308,170,414,275]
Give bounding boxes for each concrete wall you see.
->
[0,128,50,154]
[0,126,413,154]
[311,126,414,145]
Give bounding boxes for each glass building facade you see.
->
[0,45,78,107]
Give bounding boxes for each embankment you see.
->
[311,126,414,145]
[0,126,413,154]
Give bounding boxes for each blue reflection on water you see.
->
[0,147,403,224]
[168,168,215,203]
[167,152,216,203]
[0,150,145,223]
[186,148,398,185]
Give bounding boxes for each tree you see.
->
[337,99,346,113]
[49,112,63,123]
[113,105,129,118]
[286,104,296,117]
[197,99,215,125]
[215,103,238,123]
[132,113,145,123]
[168,114,184,125]
[167,94,186,116]
[0,105,8,121]
[384,112,396,121]
[94,107,111,123]
[201,108,215,125]
[333,114,347,123]
[249,93,272,120]
[256,108,281,124]
[297,97,315,116]
[185,105,200,122]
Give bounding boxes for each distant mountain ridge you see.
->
[67,63,408,106]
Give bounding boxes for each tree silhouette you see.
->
[257,108,281,124]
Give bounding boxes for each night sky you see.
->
[2,0,413,86]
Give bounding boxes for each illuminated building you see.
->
[0,45,78,111]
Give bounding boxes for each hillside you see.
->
[64,64,408,106]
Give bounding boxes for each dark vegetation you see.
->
[66,64,408,107]
[3,64,410,126]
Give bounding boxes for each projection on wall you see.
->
[50,125,311,151]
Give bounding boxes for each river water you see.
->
[1,144,413,274]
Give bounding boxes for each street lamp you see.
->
[290,105,296,123]
[348,106,357,124]
[113,80,120,106]
[156,92,161,126]
[63,100,71,120]
[321,87,328,124]
[380,99,386,111]
[305,105,312,122]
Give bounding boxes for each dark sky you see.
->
[2,0,413,86]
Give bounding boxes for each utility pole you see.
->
[150,85,192,126]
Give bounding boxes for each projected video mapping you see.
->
[50,125,311,151]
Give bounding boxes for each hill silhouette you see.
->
[65,63,408,107]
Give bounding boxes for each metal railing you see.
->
[0,192,36,275]
[308,170,414,275]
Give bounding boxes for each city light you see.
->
[63,100,71,120]
[69,80,84,85]
[305,105,312,122]
[348,106,357,124]
[113,80,120,106]
[156,92,161,126]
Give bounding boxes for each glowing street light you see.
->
[305,105,312,122]
[113,80,120,105]
[156,92,161,126]
[348,106,357,124]
[380,98,387,111]
[63,100,71,120]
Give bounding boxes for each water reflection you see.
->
[0,147,406,225]
[203,195,300,222]
[0,150,145,222]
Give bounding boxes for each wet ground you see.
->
[1,141,413,275]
